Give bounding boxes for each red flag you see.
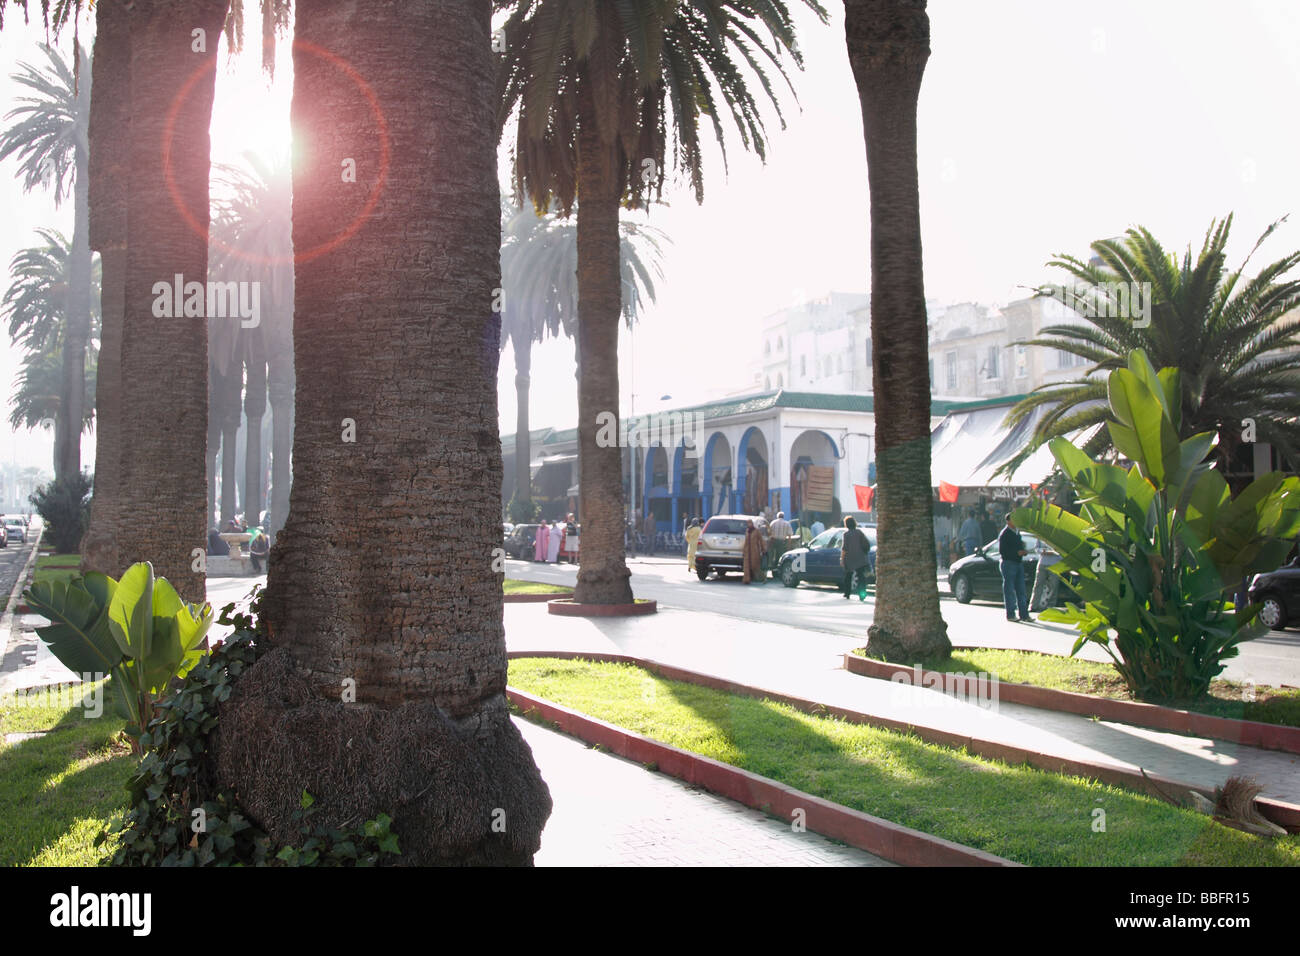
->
[854,484,874,511]
[938,481,960,503]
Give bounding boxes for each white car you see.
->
[4,519,26,544]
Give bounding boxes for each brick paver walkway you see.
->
[520,716,890,866]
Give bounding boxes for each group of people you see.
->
[531,515,576,563]
[206,515,271,572]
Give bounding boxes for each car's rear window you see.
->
[703,519,748,535]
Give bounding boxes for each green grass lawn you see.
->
[508,656,1300,867]
[503,579,572,595]
[0,682,132,866]
[852,646,1300,728]
[35,554,80,569]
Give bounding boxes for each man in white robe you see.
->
[547,520,563,562]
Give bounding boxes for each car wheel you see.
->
[1258,594,1288,630]
[952,574,973,604]
[780,564,800,588]
[697,567,709,581]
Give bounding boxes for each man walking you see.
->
[768,511,793,565]
[998,513,1032,622]
[959,509,982,556]
[643,511,657,557]
[840,516,872,602]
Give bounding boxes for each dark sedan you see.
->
[777,527,876,590]
[948,534,1048,605]
[1248,557,1300,630]
[503,523,541,560]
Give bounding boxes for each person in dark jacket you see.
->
[998,513,1031,622]
[840,515,871,601]
[207,527,229,557]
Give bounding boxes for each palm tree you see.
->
[212,0,551,865]
[999,215,1300,486]
[500,199,666,517]
[498,0,826,604]
[0,42,92,484]
[845,0,951,661]
[3,229,101,450]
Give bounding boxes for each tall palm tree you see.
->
[999,215,1300,485]
[0,42,92,484]
[213,0,552,865]
[845,0,951,661]
[3,229,101,450]
[500,199,666,516]
[498,0,825,604]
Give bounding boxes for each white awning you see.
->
[931,403,1104,489]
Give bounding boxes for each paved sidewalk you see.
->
[502,602,1300,805]
[521,716,889,866]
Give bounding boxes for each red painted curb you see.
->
[509,650,1300,834]
[844,652,1300,757]
[546,599,658,617]
[508,687,1018,867]
[503,591,573,604]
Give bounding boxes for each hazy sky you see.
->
[2,0,1299,470]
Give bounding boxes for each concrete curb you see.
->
[0,536,43,670]
[507,686,1018,867]
[546,598,658,617]
[502,591,573,604]
[844,651,1300,757]
[508,650,1300,834]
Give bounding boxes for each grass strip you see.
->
[852,647,1300,728]
[0,681,131,866]
[503,579,573,595]
[508,656,1300,867]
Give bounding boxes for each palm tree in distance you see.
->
[0,42,92,484]
[500,199,666,519]
[2,229,101,475]
[498,0,827,604]
[998,215,1300,486]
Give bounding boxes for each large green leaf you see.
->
[23,575,121,677]
[109,562,156,662]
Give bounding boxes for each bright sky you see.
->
[3,0,1299,471]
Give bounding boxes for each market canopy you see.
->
[930,402,1102,491]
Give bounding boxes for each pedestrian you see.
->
[998,513,1032,622]
[840,515,871,601]
[626,516,637,557]
[685,518,702,573]
[643,511,657,556]
[534,520,549,562]
[810,516,825,537]
[959,509,982,556]
[207,527,229,557]
[768,511,792,565]
[742,519,765,583]
[1029,547,1062,612]
[979,507,998,550]
[248,527,269,573]
[548,518,564,563]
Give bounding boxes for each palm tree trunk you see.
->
[512,331,533,510]
[268,350,293,536]
[214,0,551,865]
[61,99,91,484]
[115,0,227,603]
[846,0,951,660]
[243,340,266,525]
[571,74,633,605]
[81,0,130,576]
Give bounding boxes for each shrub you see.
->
[507,493,540,524]
[1015,350,1300,702]
[28,471,91,553]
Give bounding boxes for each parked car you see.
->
[3,518,26,545]
[777,527,877,590]
[694,514,761,580]
[502,522,514,539]
[503,523,541,559]
[948,534,1065,605]
[1248,556,1300,630]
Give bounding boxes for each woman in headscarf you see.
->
[742,519,765,584]
[534,520,549,562]
[685,518,702,574]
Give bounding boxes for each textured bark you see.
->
[512,332,532,509]
[571,73,633,605]
[61,92,91,484]
[80,0,130,575]
[846,0,951,661]
[268,362,293,536]
[216,0,551,865]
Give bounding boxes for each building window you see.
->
[1015,345,1027,378]
[946,351,957,391]
[765,340,771,356]
[778,336,784,351]
[800,355,806,376]
[825,356,832,376]
[765,375,771,390]
[777,373,783,387]
[986,345,1000,379]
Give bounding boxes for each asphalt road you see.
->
[0,536,36,612]
[504,553,1300,688]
